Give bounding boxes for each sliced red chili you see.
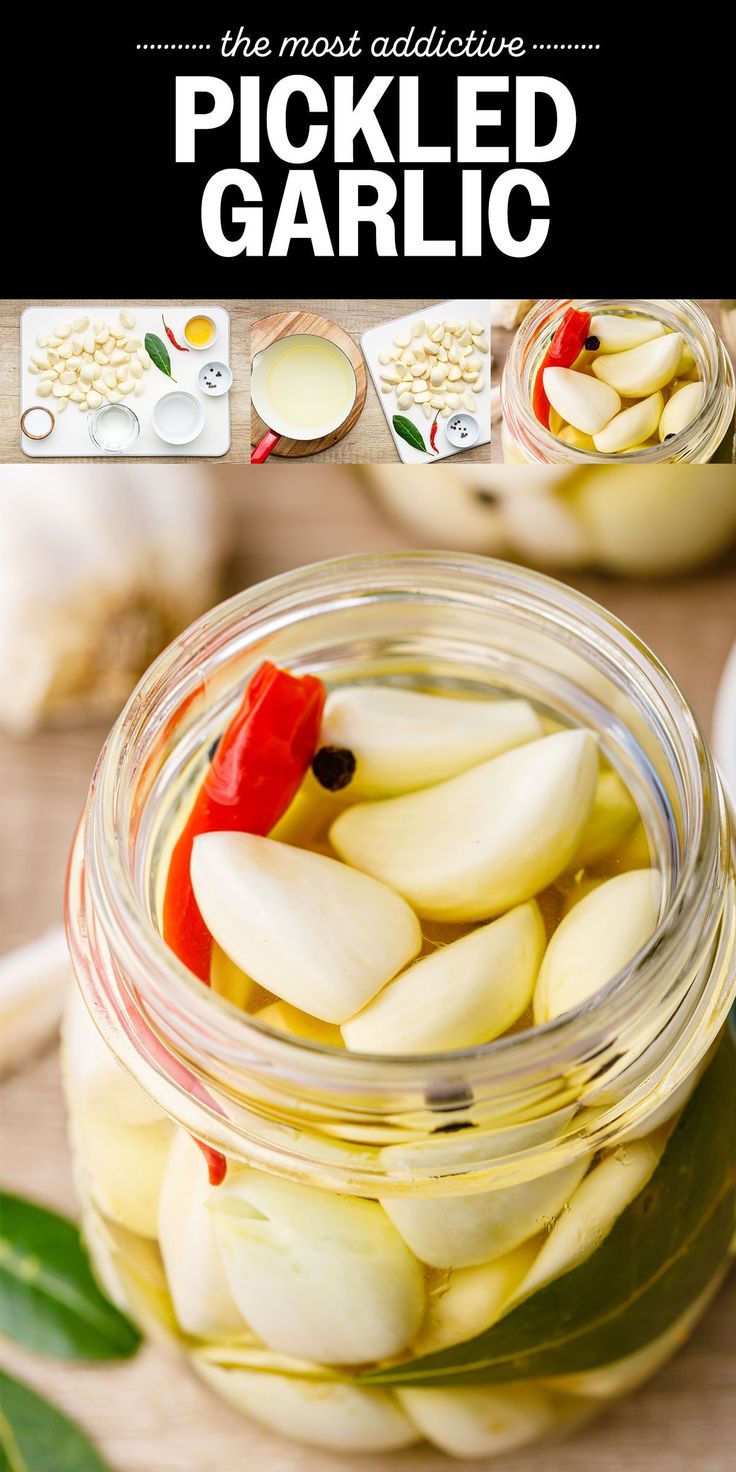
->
[532,307,592,428]
[163,661,326,983]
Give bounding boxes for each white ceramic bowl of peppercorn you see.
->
[198,361,233,398]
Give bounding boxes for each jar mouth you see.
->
[502,299,735,465]
[72,553,732,1115]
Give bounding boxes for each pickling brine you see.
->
[63,555,736,1459]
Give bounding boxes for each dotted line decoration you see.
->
[137,43,212,50]
[532,43,601,49]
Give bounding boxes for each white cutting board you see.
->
[362,299,492,464]
[20,306,230,458]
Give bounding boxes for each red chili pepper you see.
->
[532,307,592,428]
[162,314,189,352]
[429,412,440,455]
[163,661,326,984]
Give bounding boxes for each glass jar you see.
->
[64,554,736,1460]
[501,299,736,464]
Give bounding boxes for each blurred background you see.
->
[1,461,735,1472]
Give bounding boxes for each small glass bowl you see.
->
[88,402,140,454]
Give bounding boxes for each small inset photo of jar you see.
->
[492,299,735,465]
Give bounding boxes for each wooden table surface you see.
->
[1,471,734,1471]
[490,299,725,462]
[0,299,251,464]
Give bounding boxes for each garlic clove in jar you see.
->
[68,1108,173,1238]
[316,686,543,799]
[193,1346,419,1452]
[589,315,667,354]
[513,1132,666,1301]
[543,368,622,435]
[593,392,664,454]
[82,1207,179,1346]
[411,1238,539,1356]
[571,767,639,868]
[591,333,684,397]
[211,1171,426,1364]
[191,832,421,1023]
[158,1130,246,1340]
[330,731,598,922]
[62,983,163,1125]
[255,1000,344,1048]
[533,868,661,1023]
[342,902,544,1054]
[658,380,704,442]
[209,942,253,1009]
[396,1383,560,1459]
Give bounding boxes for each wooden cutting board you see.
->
[250,311,367,457]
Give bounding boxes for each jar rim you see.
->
[68,553,735,1139]
[501,299,735,465]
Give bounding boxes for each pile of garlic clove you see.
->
[542,314,703,454]
[27,309,150,414]
[378,315,489,421]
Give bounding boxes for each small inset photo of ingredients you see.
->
[250,301,492,463]
[491,299,735,464]
[9,301,242,461]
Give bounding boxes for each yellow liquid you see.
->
[267,341,353,430]
[185,315,215,347]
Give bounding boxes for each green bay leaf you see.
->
[0,1371,110,1472]
[0,1194,140,1361]
[392,415,427,454]
[364,1030,736,1387]
[144,332,175,380]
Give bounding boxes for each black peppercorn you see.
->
[312,745,357,792]
[664,433,676,442]
[584,335,600,352]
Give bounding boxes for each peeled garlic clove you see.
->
[544,367,621,435]
[397,392,413,409]
[592,333,683,397]
[55,396,69,413]
[158,1130,244,1339]
[212,1171,425,1363]
[191,832,421,1023]
[343,902,544,1054]
[210,941,252,1008]
[397,1384,559,1459]
[85,391,103,409]
[593,391,664,453]
[571,767,639,867]
[515,1133,665,1300]
[659,380,704,442]
[62,984,162,1126]
[69,1108,173,1237]
[37,381,52,397]
[533,869,661,1023]
[255,1000,343,1047]
[589,314,666,354]
[193,1347,418,1452]
[331,731,598,923]
[133,380,146,397]
[411,1239,538,1355]
[0,927,70,1077]
[318,686,543,800]
[138,348,152,369]
[557,425,596,450]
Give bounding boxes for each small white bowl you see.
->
[183,315,218,351]
[198,360,232,397]
[152,391,206,446]
[445,412,480,449]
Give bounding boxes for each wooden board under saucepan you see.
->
[250,311,367,457]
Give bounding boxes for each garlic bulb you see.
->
[158,1130,245,1340]
[514,1132,665,1300]
[342,902,544,1054]
[0,926,70,1077]
[211,1171,425,1363]
[396,1383,559,1459]
[0,470,226,733]
[533,869,661,1023]
[330,731,598,922]
[591,334,684,397]
[193,1347,419,1452]
[317,686,542,798]
[191,832,421,1023]
[412,1239,539,1356]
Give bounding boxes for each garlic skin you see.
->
[158,1131,245,1340]
[533,869,661,1023]
[412,1239,539,1356]
[397,1383,560,1459]
[514,1132,665,1301]
[0,471,226,733]
[212,1171,425,1364]
[0,926,70,1077]
[193,1347,419,1452]
[342,901,544,1054]
[317,686,543,798]
[591,333,684,397]
[331,731,598,922]
[191,832,421,1024]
